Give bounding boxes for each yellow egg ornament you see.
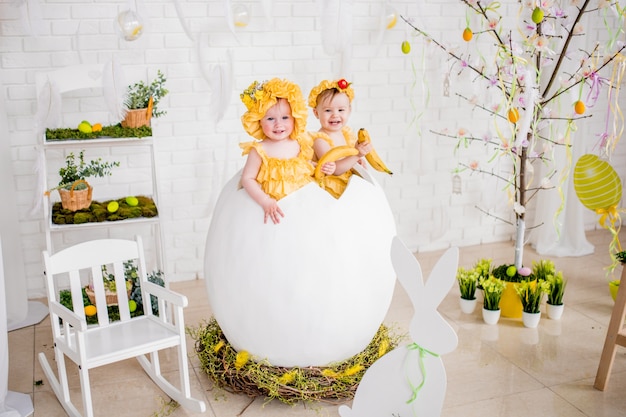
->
[107,201,119,213]
[573,154,622,212]
[204,167,396,367]
[116,9,144,41]
[84,305,97,317]
[385,6,397,29]
[232,4,250,27]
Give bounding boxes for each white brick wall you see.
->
[1,0,624,297]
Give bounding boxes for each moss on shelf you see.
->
[51,195,157,224]
[45,124,152,141]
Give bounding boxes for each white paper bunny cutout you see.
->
[339,236,459,417]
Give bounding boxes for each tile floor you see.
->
[8,229,626,417]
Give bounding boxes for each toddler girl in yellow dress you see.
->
[239,78,314,224]
[308,78,372,198]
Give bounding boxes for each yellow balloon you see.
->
[573,154,622,211]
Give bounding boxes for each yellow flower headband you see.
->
[307,78,354,108]
[240,78,308,140]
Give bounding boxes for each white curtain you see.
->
[529,141,594,257]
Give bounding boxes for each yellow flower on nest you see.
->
[234,350,250,370]
[378,339,389,357]
[213,340,225,353]
[321,369,339,378]
[278,370,297,385]
[342,364,364,376]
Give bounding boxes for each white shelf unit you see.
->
[35,65,165,275]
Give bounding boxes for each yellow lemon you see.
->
[84,305,97,316]
[574,100,586,115]
[125,196,139,206]
[462,27,473,42]
[107,201,119,213]
[401,40,410,54]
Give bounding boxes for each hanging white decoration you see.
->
[116,9,144,41]
[232,3,250,28]
[197,38,234,125]
[102,58,128,122]
[34,79,61,134]
[317,0,353,76]
[15,0,44,36]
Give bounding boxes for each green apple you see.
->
[125,196,139,206]
[107,201,119,213]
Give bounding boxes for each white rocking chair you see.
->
[38,236,206,417]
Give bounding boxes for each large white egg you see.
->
[204,166,396,367]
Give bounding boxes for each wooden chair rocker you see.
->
[38,236,206,417]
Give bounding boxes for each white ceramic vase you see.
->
[522,311,541,328]
[459,297,477,314]
[482,308,500,325]
[546,303,564,320]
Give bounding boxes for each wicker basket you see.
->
[121,96,153,128]
[85,286,132,307]
[58,180,93,211]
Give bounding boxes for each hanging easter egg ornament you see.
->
[574,154,624,271]
[507,108,520,123]
[232,3,250,27]
[531,7,544,24]
[401,40,411,54]
[385,6,397,29]
[574,100,586,115]
[116,9,144,41]
[462,27,473,42]
[573,154,622,211]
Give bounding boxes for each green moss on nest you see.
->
[51,196,158,224]
[189,317,402,406]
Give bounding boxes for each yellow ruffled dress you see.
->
[240,136,315,201]
[310,126,358,199]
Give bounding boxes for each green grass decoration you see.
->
[51,195,157,224]
[45,125,152,140]
[190,318,402,405]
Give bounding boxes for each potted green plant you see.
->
[516,279,549,328]
[45,150,120,211]
[532,259,567,320]
[479,275,506,325]
[610,251,626,301]
[122,70,169,128]
[457,258,491,314]
[491,263,534,318]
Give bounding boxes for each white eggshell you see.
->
[204,166,396,367]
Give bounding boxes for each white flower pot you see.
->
[546,303,564,320]
[482,308,500,325]
[522,311,541,328]
[459,297,477,314]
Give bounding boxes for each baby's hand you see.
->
[356,142,372,157]
[321,161,336,175]
[262,198,284,224]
